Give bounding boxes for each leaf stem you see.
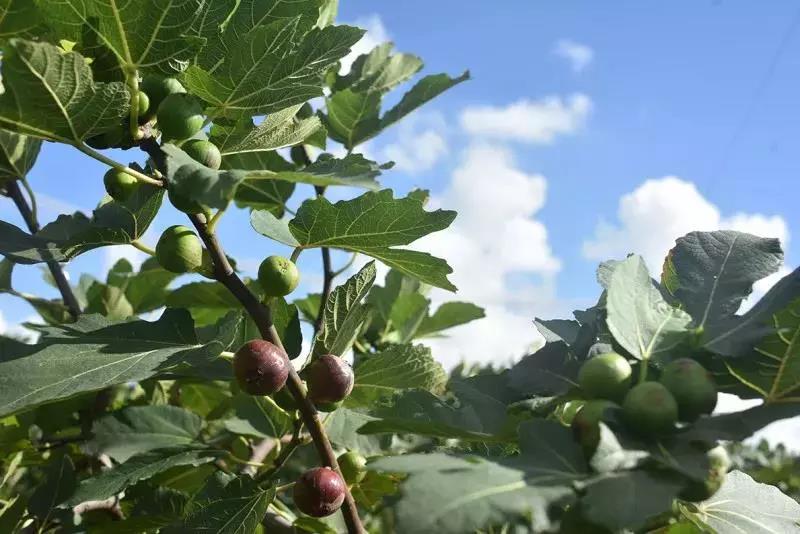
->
[73,143,163,187]
[130,240,156,256]
[4,180,82,318]
[207,204,228,233]
[639,359,648,383]
[290,247,303,263]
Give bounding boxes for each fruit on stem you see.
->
[307,354,354,404]
[258,255,300,297]
[155,225,204,273]
[293,467,346,517]
[136,91,150,117]
[571,400,618,457]
[183,139,222,170]
[167,186,204,214]
[233,339,290,396]
[141,76,186,114]
[337,451,367,485]
[578,352,632,401]
[157,93,204,141]
[622,382,678,437]
[103,168,138,201]
[659,358,717,421]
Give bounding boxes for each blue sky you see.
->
[1,2,799,440]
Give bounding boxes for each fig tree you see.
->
[578,352,632,401]
[337,451,367,485]
[293,467,346,517]
[155,225,204,274]
[258,255,300,297]
[141,75,186,113]
[183,139,222,170]
[307,354,354,404]
[679,445,731,501]
[659,358,717,421]
[571,400,618,456]
[622,382,678,437]
[233,339,290,396]
[157,93,204,141]
[103,168,138,201]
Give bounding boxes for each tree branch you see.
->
[314,245,333,335]
[186,212,364,533]
[4,180,82,318]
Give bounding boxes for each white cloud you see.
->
[380,113,448,173]
[553,39,594,73]
[0,311,39,343]
[104,244,148,272]
[460,94,592,144]
[582,176,790,277]
[715,393,800,451]
[416,144,564,369]
[339,15,389,74]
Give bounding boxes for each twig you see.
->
[185,212,365,533]
[73,142,163,187]
[314,245,333,336]
[130,240,156,256]
[4,180,82,318]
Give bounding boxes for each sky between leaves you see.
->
[1,0,799,445]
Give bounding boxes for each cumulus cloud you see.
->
[380,113,448,173]
[582,176,790,276]
[460,94,592,144]
[339,15,389,74]
[553,39,594,73]
[416,144,564,369]
[0,311,38,343]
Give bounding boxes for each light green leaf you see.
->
[346,344,446,407]
[686,471,800,534]
[37,0,206,75]
[68,447,221,505]
[211,104,323,155]
[0,129,41,181]
[183,19,363,117]
[0,184,163,264]
[313,262,376,358]
[223,393,293,439]
[317,0,338,28]
[0,309,220,417]
[334,43,423,94]
[606,255,692,364]
[244,153,390,190]
[167,281,243,326]
[225,151,295,215]
[251,190,457,290]
[379,71,470,130]
[382,293,429,344]
[323,407,384,456]
[162,144,246,211]
[415,302,485,338]
[88,405,204,463]
[0,39,129,142]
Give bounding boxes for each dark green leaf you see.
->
[29,455,76,519]
[223,394,293,439]
[0,129,40,180]
[270,297,302,359]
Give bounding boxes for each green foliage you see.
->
[0,3,797,533]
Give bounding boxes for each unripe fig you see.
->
[337,451,367,485]
[578,352,632,401]
[141,76,186,113]
[233,340,289,396]
[258,256,300,297]
[136,91,150,117]
[183,139,222,170]
[680,445,730,502]
[103,168,138,201]
[157,93,204,141]
[659,358,717,421]
[315,400,342,412]
[307,354,354,404]
[293,467,346,517]
[155,225,204,273]
[622,382,678,437]
[167,186,203,214]
[571,400,618,457]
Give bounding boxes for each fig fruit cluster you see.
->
[572,352,723,499]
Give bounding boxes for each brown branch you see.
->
[186,213,365,534]
[314,245,333,335]
[4,180,82,318]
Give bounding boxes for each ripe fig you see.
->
[155,225,204,274]
[183,139,222,170]
[157,93,204,141]
[337,451,367,485]
[103,168,138,201]
[571,400,618,457]
[307,354,354,404]
[622,382,678,437]
[578,352,632,401]
[659,358,717,421]
[233,339,289,396]
[293,467,346,517]
[679,445,731,501]
[258,255,300,297]
[141,75,186,113]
